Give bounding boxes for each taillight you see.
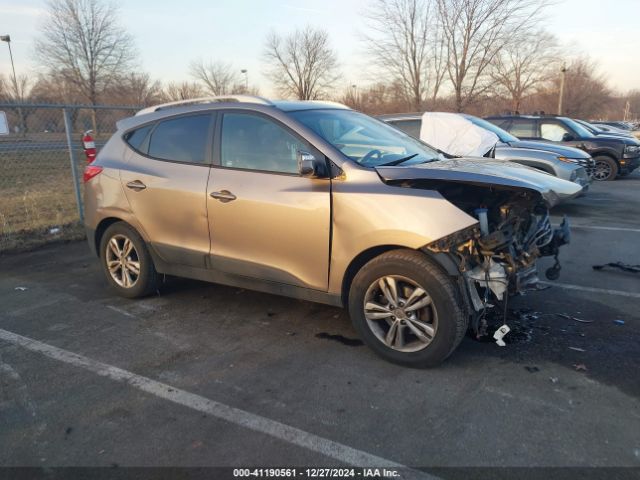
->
[83,165,103,183]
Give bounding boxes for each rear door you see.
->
[206,110,331,290]
[121,112,215,267]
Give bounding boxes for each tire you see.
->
[99,222,158,298]
[592,156,618,181]
[348,249,467,368]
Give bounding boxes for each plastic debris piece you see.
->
[613,319,625,325]
[49,227,61,235]
[493,324,510,347]
[549,377,559,383]
[14,286,27,291]
[568,346,586,352]
[573,363,588,372]
[556,313,593,324]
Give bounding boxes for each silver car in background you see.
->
[380,112,592,193]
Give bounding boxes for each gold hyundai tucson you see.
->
[84,96,580,367]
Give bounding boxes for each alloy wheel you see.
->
[105,234,141,288]
[593,160,612,181]
[363,275,438,352]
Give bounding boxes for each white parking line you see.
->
[106,305,137,318]
[0,328,434,479]
[539,281,640,299]
[570,225,640,233]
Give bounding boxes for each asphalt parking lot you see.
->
[1,174,639,478]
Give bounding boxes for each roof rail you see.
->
[135,95,274,116]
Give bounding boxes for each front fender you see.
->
[327,170,477,294]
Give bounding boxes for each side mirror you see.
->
[561,133,575,142]
[297,150,326,178]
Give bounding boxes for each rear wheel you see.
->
[348,250,467,367]
[100,222,158,298]
[592,156,618,181]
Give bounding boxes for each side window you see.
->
[389,120,421,139]
[220,113,308,174]
[491,118,511,129]
[509,119,536,138]
[540,122,570,142]
[125,124,153,153]
[147,114,211,164]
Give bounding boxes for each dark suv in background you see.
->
[485,115,640,181]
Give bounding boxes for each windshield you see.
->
[562,117,595,138]
[576,119,598,133]
[464,115,518,143]
[290,109,442,167]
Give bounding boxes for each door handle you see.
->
[210,190,237,203]
[126,180,146,191]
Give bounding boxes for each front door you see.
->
[206,111,331,290]
[121,113,214,267]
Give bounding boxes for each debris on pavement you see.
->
[573,363,588,372]
[592,262,640,274]
[613,319,625,325]
[49,227,61,235]
[493,324,510,346]
[555,313,594,324]
[568,346,586,352]
[14,286,27,291]
[549,377,559,383]
[525,366,540,373]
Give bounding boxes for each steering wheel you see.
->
[360,149,383,166]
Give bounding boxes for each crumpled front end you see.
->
[423,186,570,336]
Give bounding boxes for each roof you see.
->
[271,100,350,112]
[135,95,349,116]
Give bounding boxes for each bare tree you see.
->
[162,81,205,102]
[363,0,446,110]
[189,60,243,95]
[436,0,548,112]
[491,30,559,112]
[264,26,339,100]
[555,57,611,118]
[34,0,136,113]
[107,72,164,106]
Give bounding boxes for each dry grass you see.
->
[0,148,86,252]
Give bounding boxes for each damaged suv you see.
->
[84,96,579,367]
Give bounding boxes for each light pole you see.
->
[1,34,24,133]
[1,35,19,100]
[557,63,567,116]
[240,69,248,92]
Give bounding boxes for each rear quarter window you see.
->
[124,124,153,153]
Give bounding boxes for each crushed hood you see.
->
[376,158,583,207]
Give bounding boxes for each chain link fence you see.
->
[0,103,140,252]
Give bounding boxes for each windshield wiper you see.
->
[377,153,419,167]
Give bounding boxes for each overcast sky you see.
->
[1,0,638,97]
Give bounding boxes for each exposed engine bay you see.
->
[422,182,571,338]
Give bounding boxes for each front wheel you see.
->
[592,156,618,181]
[100,222,158,298]
[348,250,467,367]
